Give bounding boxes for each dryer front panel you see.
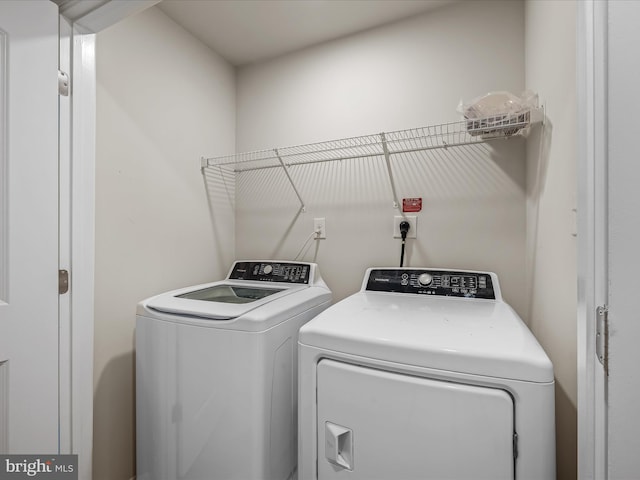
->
[316,360,515,479]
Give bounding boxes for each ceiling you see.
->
[157,0,456,66]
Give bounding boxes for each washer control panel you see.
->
[366,269,496,299]
[229,261,311,284]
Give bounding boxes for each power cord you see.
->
[294,228,321,261]
[399,220,410,267]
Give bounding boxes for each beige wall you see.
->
[525,1,577,479]
[94,7,235,479]
[235,1,529,314]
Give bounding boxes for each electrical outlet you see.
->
[314,217,326,239]
[393,215,417,238]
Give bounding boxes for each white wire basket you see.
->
[465,110,532,139]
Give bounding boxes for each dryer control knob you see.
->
[263,264,273,275]
[418,273,433,286]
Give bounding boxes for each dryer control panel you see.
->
[229,261,311,284]
[365,269,496,299]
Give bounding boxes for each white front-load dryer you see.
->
[136,261,332,480]
[298,267,555,480]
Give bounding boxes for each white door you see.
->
[0,0,60,453]
[317,360,514,480]
[606,1,640,477]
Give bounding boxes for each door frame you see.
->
[576,1,608,479]
[59,13,72,454]
[66,26,95,479]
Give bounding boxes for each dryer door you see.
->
[317,360,515,480]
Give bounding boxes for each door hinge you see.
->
[59,269,69,295]
[596,305,609,375]
[513,432,518,460]
[58,70,69,96]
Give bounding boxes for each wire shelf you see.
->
[202,108,542,210]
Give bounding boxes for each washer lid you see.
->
[144,281,307,320]
[176,284,285,304]
[298,292,553,383]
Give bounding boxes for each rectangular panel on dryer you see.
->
[365,269,496,299]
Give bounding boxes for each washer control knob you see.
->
[263,264,273,275]
[418,273,433,286]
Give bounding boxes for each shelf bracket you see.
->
[380,132,401,209]
[275,148,306,212]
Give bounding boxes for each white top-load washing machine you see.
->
[298,267,555,480]
[136,260,332,480]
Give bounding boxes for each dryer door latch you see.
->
[325,422,353,471]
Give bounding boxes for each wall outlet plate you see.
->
[393,215,417,238]
[314,217,326,239]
